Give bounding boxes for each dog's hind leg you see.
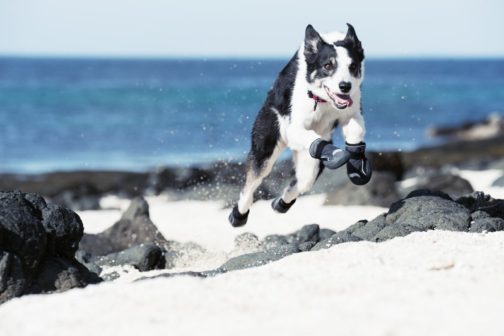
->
[228,144,284,227]
[228,104,287,227]
[272,150,322,213]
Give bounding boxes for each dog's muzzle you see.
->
[324,86,353,109]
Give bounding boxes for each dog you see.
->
[228,24,372,227]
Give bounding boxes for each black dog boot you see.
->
[271,197,296,214]
[309,139,350,169]
[346,142,372,185]
[228,205,249,227]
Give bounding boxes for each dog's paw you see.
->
[309,139,350,170]
[271,197,296,214]
[346,142,372,185]
[228,205,249,227]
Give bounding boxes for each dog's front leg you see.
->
[341,112,372,185]
[341,112,366,144]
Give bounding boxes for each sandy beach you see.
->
[2,230,504,336]
[1,169,503,335]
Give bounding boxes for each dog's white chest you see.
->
[310,105,341,136]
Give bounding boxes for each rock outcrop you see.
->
[78,197,199,273]
[0,191,101,304]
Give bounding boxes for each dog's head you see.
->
[303,24,365,110]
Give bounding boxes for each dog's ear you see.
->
[344,23,364,62]
[304,24,322,63]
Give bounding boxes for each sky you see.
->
[0,0,503,58]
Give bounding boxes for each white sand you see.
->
[0,169,503,336]
[1,231,503,336]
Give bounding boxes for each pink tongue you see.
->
[337,95,353,107]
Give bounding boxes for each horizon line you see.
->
[0,53,504,62]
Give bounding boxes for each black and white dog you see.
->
[228,24,372,227]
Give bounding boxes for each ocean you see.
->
[0,57,503,173]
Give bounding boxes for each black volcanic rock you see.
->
[79,234,116,257]
[456,191,504,219]
[350,217,387,240]
[318,228,336,241]
[313,189,504,251]
[469,217,504,233]
[298,241,316,252]
[400,172,473,199]
[404,189,452,201]
[386,195,471,231]
[0,171,149,204]
[0,191,101,304]
[373,223,422,242]
[288,224,320,245]
[367,151,405,180]
[0,251,26,303]
[29,257,101,294]
[401,135,504,169]
[427,114,504,141]
[41,203,84,258]
[75,250,103,275]
[0,191,47,271]
[150,166,214,193]
[324,172,400,207]
[312,231,362,251]
[217,244,300,272]
[260,224,319,250]
[80,197,172,255]
[50,183,102,211]
[101,197,170,251]
[92,244,165,272]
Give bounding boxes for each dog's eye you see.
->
[324,63,333,70]
[323,63,333,71]
[349,63,357,71]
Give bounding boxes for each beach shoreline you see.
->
[1,135,503,211]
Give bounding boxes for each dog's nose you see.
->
[339,81,352,93]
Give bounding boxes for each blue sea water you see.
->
[0,57,503,173]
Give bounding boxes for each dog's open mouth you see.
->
[324,86,353,109]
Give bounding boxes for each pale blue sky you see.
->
[0,0,503,58]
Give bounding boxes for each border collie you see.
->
[228,24,372,227]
